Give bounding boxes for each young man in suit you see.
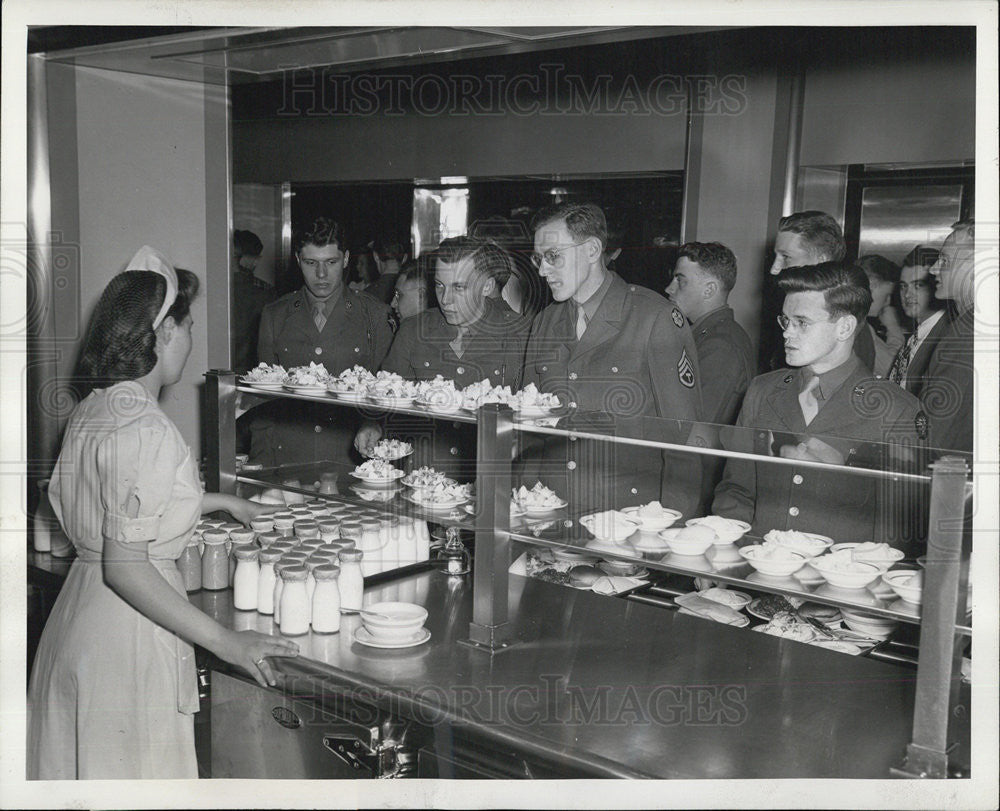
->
[887,245,947,395]
[249,217,394,469]
[713,261,925,546]
[519,202,703,516]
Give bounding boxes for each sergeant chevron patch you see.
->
[677,348,695,388]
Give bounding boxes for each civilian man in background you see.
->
[355,236,531,479]
[519,202,703,516]
[887,245,946,395]
[365,238,408,305]
[230,229,276,376]
[390,259,434,323]
[666,241,755,509]
[713,262,924,546]
[760,211,876,372]
[249,217,394,469]
[923,220,976,454]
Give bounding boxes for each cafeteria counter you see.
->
[27,552,971,779]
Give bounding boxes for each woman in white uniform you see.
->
[27,247,298,779]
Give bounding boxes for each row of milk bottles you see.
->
[178,499,430,636]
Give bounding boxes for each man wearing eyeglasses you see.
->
[355,235,531,478]
[518,202,704,516]
[248,217,394,468]
[713,261,925,545]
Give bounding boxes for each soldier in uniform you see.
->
[518,202,704,517]
[354,236,531,479]
[230,229,277,376]
[248,217,394,469]
[665,241,755,511]
[713,261,926,547]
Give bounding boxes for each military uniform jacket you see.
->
[692,306,755,426]
[518,272,704,516]
[249,287,394,468]
[378,298,531,479]
[712,360,925,546]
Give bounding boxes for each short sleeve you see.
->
[97,417,180,543]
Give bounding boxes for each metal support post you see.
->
[892,456,970,778]
[464,404,515,651]
[204,370,238,495]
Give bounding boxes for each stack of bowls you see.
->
[839,607,898,639]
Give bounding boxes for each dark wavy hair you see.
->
[777,260,871,328]
[75,268,200,396]
[776,211,846,263]
[293,217,347,254]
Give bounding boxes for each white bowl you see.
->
[621,505,683,533]
[882,570,922,604]
[840,608,898,639]
[685,516,752,545]
[579,511,642,543]
[361,601,428,641]
[764,530,833,558]
[658,525,716,556]
[831,542,905,570]
[810,558,882,589]
[738,545,808,577]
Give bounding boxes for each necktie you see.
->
[798,375,821,425]
[888,331,917,385]
[450,328,465,359]
[576,306,589,340]
[313,302,327,333]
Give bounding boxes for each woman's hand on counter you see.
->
[202,492,272,526]
[216,630,299,688]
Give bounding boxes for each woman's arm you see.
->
[201,492,271,525]
[103,534,297,686]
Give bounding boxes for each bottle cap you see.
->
[308,551,340,567]
[338,549,364,563]
[229,528,255,544]
[278,564,309,582]
[361,519,381,532]
[219,522,244,534]
[257,531,283,547]
[313,563,341,580]
[249,517,275,532]
[258,548,283,564]
[233,544,259,562]
[202,529,228,545]
[339,520,363,540]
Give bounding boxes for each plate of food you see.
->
[283,362,332,393]
[369,438,413,461]
[621,501,683,533]
[460,379,514,412]
[510,383,562,418]
[762,529,833,558]
[367,373,420,406]
[327,365,376,400]
[350,458,405,485]
[401,466,455,490]
[404,482,473,511]
[414,376,463,413]
[241,362,288,389]
[512,482,568,517]
[746,594,804,622]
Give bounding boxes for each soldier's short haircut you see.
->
[677,242,738,293]
[294,217,347,253]
[776,211,846,262]
[778,260,872,328]
[435,236,512,285]
[532,202,608,251]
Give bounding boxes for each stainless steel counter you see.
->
[195,568,953,779]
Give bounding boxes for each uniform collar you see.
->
[574,269,613,322]
[690,304,733,332]
[801,353,861,401]
[303,286,342,318]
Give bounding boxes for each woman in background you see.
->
[27,246,297,780]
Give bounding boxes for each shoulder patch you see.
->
[671,307,685,328]
[915,411,928,440]
[677,348,695,389]
[783,374,794,384]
